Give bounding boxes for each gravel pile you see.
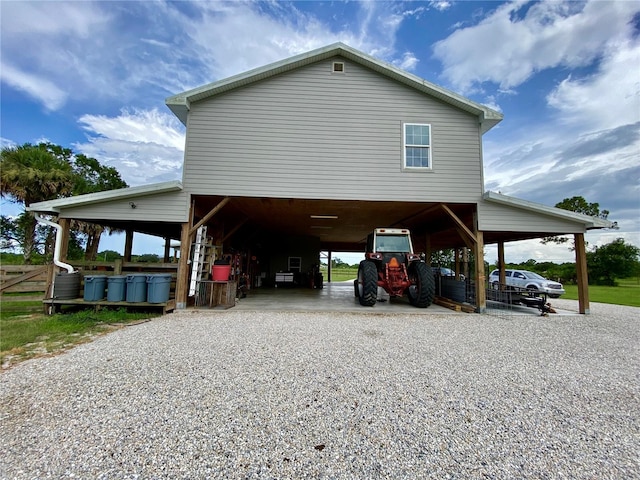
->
[1,303,639,479]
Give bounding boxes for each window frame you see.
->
[288,256,302,273]
[402,123,433,171]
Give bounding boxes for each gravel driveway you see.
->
[1,301,639,479]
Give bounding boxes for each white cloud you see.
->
[78,109,185,151]
[433,0,640,92]
[547,40,640,131]
[0,1,107,37]
[75,109,185,187]
[1,1,421,111]
[0,62,68,110]
[429,1,452,12]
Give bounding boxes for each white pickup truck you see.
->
[488,269,565,298]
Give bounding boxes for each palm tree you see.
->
[0,144,73,263]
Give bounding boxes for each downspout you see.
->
[35,214,75,273]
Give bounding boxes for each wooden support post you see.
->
[497,241,506,288]
[424,234,432,266]
[454,248,461,279]
[327,251,332,283]
[575,233,590,314]
[163,237,171,263]
[58,218,71,263]
[124,230,134,262]
[175,222,192,309]
[462,247,469,281]
[474,231,486,313]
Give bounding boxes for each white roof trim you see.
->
[483,191,613,229]
[166,42,503,134]
[27,181,183,214]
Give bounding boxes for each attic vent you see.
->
[332,61,344,73]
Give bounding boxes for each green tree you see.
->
[331,257,349,268]
[430,248,455,267]
[134,253,160,263]
[0,144,74,263]
[541,196,617,248]
[0,142,128,263]
[97,250,123,262]
[587,238,640,286]
[43,144,128,261]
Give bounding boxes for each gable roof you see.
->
[166,42,503,134]
[26,181,183,214]
[483,191,614,229]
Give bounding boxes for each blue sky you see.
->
[1,0,639,264]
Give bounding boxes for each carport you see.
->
[28,185,612,315]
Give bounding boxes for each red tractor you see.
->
[354,228,435,308]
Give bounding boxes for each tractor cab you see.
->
[355,228,435,308]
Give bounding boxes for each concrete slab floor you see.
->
[193,281,577,317]
[220,282,465,315]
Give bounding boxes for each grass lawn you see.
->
[320,266,358,282]
[1,301,161,368]
[558,277,640,307]
[323,267,639,307]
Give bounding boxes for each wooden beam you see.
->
[575,233,590,314]
[58,218,71,263]
[189,197,230,236]
[497,241,506,288]
[221,218,248,243]
[175,201,195,310]
[175,221,191,310]
[163,237,171,263]
[124,230,134,262]
[424,234,432,265]
[474,231,486,313]
[456,227,475,250]
[440,204,477,246]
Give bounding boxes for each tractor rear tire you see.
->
[408,262,435,308]
[357,260,378,307]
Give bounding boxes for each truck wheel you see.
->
[357,260,378,306]
[408,262,435,308]
[353,279,360,298]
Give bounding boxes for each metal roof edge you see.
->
[165,42,503,131]
[27,181,183,214]
[482,191,614,229]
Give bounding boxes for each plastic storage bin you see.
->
[126,274,148,302]
[146,274,172,303]
[84,275,107,301]
[107,275,127,302]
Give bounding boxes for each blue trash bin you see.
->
[107,275,127,302]
[126,274,148,302]
[146,274,172,303]
[84,275,107,301]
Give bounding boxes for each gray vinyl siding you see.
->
[60,190,189,223]
[182,57,482,203]
[478,200,585,234]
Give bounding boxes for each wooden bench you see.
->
[43,298,176,315]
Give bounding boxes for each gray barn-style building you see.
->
[29,43,611,313]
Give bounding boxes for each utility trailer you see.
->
[487,284,554,315]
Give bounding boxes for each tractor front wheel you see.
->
[357,260,378,306]
[407,262,435,308]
